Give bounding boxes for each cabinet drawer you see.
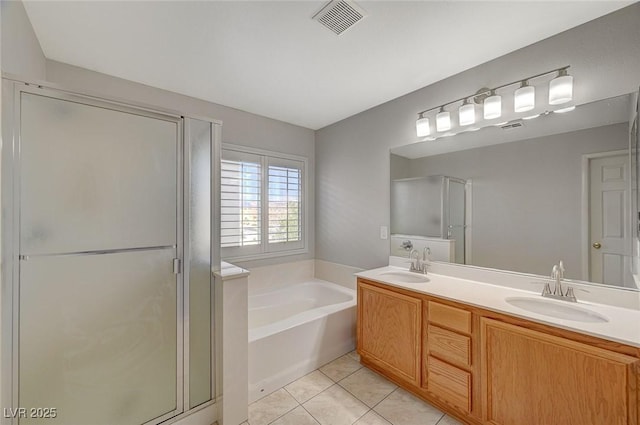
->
[427,325,471,367]
[427,355,471,412]
[428,301,471,334]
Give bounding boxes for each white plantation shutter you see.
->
[221,146,307,260]
[220,149,262,256]
[267,157,303,251]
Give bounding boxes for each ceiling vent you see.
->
[500,120,525,130]
[313,0,367,36]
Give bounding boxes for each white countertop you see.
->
[356,265,640,348]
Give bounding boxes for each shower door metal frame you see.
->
[1,80,187,425]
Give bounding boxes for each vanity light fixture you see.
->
[436,107,451,132]
[458,98,475,126]
[416,113,430,137]
[414,66,572,139]
[549,68,573,105]
[514,81,535,112]
[484,90,502,119]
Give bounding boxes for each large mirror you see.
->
[390,92,639,290]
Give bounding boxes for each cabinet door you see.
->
[481,318,638,425]
[358,281,422,385]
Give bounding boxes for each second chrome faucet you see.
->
[409,247,431,274]
[542,261,577,302]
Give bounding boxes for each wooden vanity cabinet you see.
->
[481,318,639,425]
[357,277,640,425]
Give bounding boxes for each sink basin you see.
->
[378,271,430,284]
[505,297,608,323]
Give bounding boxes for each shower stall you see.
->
[1,80,220,425]
[391,175,468,264]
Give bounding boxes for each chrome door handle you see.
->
[592,242,602,249]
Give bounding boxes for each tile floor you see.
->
[244,351,463,425]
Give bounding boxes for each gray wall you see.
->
[0,0,46,79]
[45,61,315,269]
[404,123,628,278]
[315,4,640,270]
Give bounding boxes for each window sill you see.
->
[221,247,309,263]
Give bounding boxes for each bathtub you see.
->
[248,279,356,402]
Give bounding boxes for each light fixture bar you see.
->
[416,66,570,116]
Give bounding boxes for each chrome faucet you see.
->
[409,247,430,274]
[422,247,431,273]
[542,261,577,302]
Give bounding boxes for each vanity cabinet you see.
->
[356,277,640,425]
[481,318,639,425]
[357,281,422,386]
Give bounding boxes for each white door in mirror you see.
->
[588,154,630,285]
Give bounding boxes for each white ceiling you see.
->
[23,1,632,130]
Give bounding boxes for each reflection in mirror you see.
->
[391,93,639,290]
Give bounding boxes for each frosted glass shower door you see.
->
[19,250,178,425]
[20,93,177,255]
[186,118,214,408]
[17,91,181,425]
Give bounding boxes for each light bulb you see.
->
[514,82,535,112]
[458,101,475,126]
[436,109,451,132]
[416,115,430,137]
[484,92,502,119]
[549,69,573,105]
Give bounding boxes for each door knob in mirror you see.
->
[592,242,602,249]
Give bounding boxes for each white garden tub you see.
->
[248,279,356,402]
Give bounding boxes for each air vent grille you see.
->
[313,0,367,35]
[501,121,524,130]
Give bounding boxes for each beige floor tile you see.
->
[248,388,298,425]
[374,388,444,425]
[436,415,463,425]
[271,406,320,425]
[303,384,369,425]
[319,354,362,382]
[353,410,392,425]
[339,367,397,407]
[285,370,334,403]
[347,350,361,362]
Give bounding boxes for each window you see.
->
[221,145,306,260]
